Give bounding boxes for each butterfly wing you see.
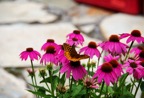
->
[63,43,89,62]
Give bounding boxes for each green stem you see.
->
[48,69,54,96]
[99,81,105,98]
[134,78,142,97]
[118,73,129,92]
[105,85,108,98]
[124,41,134,61]
[30,60,37,86]
[130,78,136,93]
[31,76,38,98]
[97,50,104,69]
[70,77,73,93]
[87,58,90,75]
[42,76,51,91]
[86,88,89,98]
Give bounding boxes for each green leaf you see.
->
[28,90,52,98]
[140,81,144,91]
[53,67,60,75]
[119,94,134,98]
[40,75,58,83]
[71,85,83,97]
[28,83,51,93]
[59,73,66,85]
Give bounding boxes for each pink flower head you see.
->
[123,59,144,79]
[139,60,144,77]
[41,39,58,51]
[99,35,128,55]
[66,30,84,46]
[80,41,100,58]
[130,46,144,55]
[40,46,58,65]
[120,30,144,44]
[60,61,87,81]
[104,54,122,78]
[93,62,117,86]
[20,48,41,61]
[56,45,69,64]
[83,76,99,89]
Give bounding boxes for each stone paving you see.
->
[0,0,144,98]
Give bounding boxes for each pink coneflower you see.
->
[120,30,144,43]
[99,35,128,55]
[139,60,144,77]
[80,41,100,58]
[83,76,99,89]
[130,46,144,55]
[104,54,122,78]
[123,59,144,79]
[56,45,69,64]
[66,30,84,46]
[60,61,87,81]
[20,48,41,61]
[40,46,58,65]
[93,62,117,86]
[41,39,58,51]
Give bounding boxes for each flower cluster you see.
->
[20,30,144,98]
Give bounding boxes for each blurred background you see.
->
[0,0,144,98]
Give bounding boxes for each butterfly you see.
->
[63,43,89,62]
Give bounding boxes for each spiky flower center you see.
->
[47,39,55,43]
[109,35,119,42]
[140,60,144,67]
[131,30,141,37]
[130,62,137,68]
[46,46,55,54]
[70,61,80,67]
[101,62,113,73]
[88,41,97,48]
[73,30,80,34]
[109,60,119,68]
[26,48,33,52]
[86,81,92,87]
[139,50,144,58]
[72,38,78,41]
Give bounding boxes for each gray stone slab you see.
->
[0,1,58,24]
[100,13,144,45]
[0,68,33,98]
[0,23,100,67]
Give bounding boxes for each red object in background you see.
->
[75,0,141,14]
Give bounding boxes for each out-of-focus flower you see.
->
[66,30,84,46]
[123,59,144,79]
[83,76,99,89]
[27,68,37,77]
[120,30,144,44]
